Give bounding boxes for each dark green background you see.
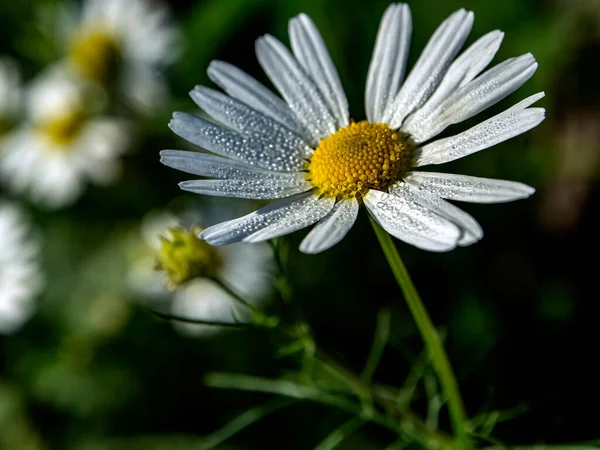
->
[1,0,599,448]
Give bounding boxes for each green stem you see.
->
[312,350,454,448]
[146,308,259,328]
[211,277,260,314]
[269,238,293,306]
[201,398,294,449]
[205,372,453,449]
[360,308,391,384]
[210,277,279,328]
[313,416,365,450]
[370,218,470,449]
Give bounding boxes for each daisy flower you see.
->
[129,203,273,336]
[0,67,129,208]
[65,0,178,112]
[0,200,43,334]
[0,58,21,137]
[161,5,544,253]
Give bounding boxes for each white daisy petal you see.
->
[299,198,359,254]
[403,30,503,138]
[161,150,293,179]
[410,53,538,142]
[289,14,349,129]
[416,93,545,166]
[179,175,312,200]
[435,30,504,92]
[383,9,474,128]
[364,189,460,252]
[365,3,412,123]
[405,171,535,203]
[255,34,337,145]
[199,192,333,245]
[168,112,306,172]
[190,86,313,159]
[503,91,546,113]
[389,182,483,246]
[244,196,335,243]
[207,60,305,136]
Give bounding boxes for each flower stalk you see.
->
[370,217,471,449]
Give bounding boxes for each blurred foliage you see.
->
[2,0,600,449]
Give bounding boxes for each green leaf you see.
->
[360,309,391,384]
[313,417,364,450]
[201,398,295,450]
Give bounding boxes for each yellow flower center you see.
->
[307,121,414,199]
[69,29,122,84]
[156,227,222,289]
[38,109,87,147]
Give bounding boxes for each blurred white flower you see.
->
[0,58,21,137]
[0,67,129,208]
[130,202,273,336]
[64,0,178,112]
[0,200,43,334]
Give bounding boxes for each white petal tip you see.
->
[204,238,226,246]
[522,185,536,198]
[206,60,225,79]
[298,245,319,255]
[298,238,333,255]
[198,230,227,245]
[419,242,458,252]
[458,228,484,246]
[169,112,187,127]
[190,85,203,95]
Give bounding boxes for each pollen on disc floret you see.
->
[307,121,414,199]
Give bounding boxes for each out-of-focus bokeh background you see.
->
[1,0,599,448]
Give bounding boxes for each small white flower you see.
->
[64,0,178,112]
[130,202,273,336]
[0,58,21,136]
[162,5,544,253]
[0,200,43,334]
[0,67,129,208]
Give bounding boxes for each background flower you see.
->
[65,0,178,112]
[130,201,273,336]
[0,200,43,334]
[0,67,129,207]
